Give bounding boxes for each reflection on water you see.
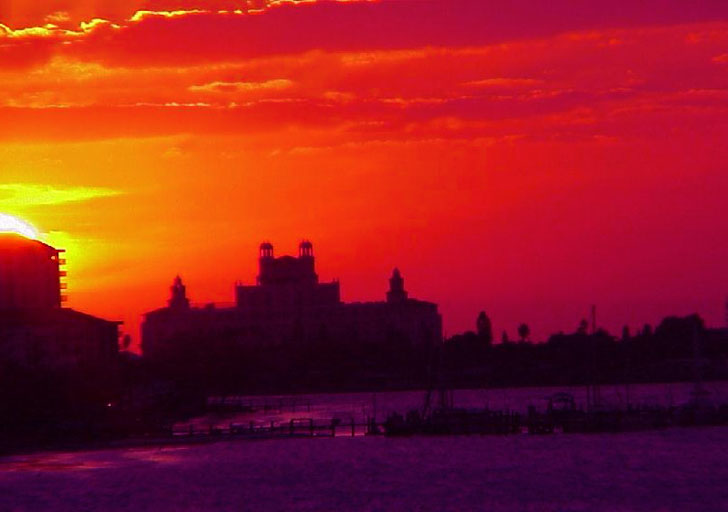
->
[1,427,727,511]
[2,452,115,472]
[121,446,189,465]
[3,446,190,473]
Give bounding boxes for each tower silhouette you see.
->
[387,268,408,303]
[168,275,190,310]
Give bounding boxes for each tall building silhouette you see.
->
[142,241,442,357]
[0,233,119,368]
[0,234,65,310]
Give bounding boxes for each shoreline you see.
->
[3,379,728,458]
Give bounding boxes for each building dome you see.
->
[259,242,274,258]
[299,240,313,257]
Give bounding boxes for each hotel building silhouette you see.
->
[142,241,442,357]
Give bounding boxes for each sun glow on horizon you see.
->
[0,213,40,240]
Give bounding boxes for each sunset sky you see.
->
[1,0,727,347]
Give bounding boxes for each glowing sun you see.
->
[0,213,39,239]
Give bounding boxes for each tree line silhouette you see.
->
[444,311,728,388]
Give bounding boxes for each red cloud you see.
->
[2,19,728,147]
[2,1,728,70]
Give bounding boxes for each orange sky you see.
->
[2,0,727,347]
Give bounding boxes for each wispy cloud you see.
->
[44,11,71,24]
[0,183,121,207]
[129,10,207,23]
[464,78,543,88]
[188,79,294,93]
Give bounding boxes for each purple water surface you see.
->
[2,428,727,511]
